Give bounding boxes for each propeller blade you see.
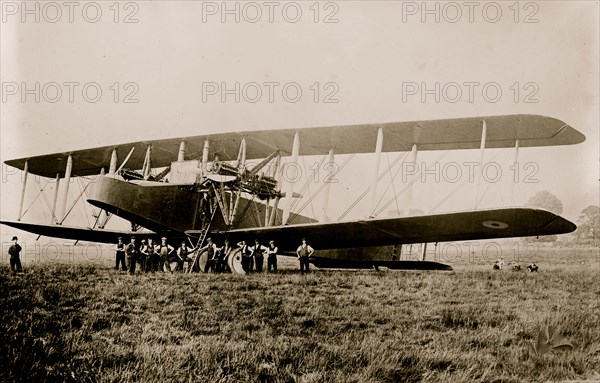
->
[116,147,136,174]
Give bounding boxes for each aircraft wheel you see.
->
[229,248,246,275]
[198,250,209,273]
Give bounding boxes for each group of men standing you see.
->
[5,234,314,275]
[116,236,176,275]
[236,239,280,273]
[115,235,315,275]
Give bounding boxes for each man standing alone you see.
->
[8,236,22,273]
[296,238,314,275]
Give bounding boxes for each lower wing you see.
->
[2,208,574,247]
[220,207,575,251]
[0,221,160,244]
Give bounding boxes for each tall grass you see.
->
[1,250,599,382]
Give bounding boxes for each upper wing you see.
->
[5,114,585,177]
[218,208,576,252]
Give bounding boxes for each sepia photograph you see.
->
[1,1,598,382]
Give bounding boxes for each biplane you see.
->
[0,114,585,273]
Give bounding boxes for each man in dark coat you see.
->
[8,236,22,273]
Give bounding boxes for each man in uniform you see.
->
[114,237,126,271]
[296,238,314,275]
[8,236,22,273]
[237,240,252,273]
[156,237,175,272]
[202,237,219,273]
[219,238,233,273]
[125,236,139,275]
[138,239,148,271]
[251,239,267,273]
[267,240,278,273]
[176,240,196,272]
[141,238,158,272]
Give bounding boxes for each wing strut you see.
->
[236,137,247,173]
[267,152,282,226]
[51,173,60,224]
[202,139,210,176]
[282,132,300,224]
[510,139,519,205]
[17,160,29,221]
[370,127,384,217]
[211,181,230,226]
[320,148,335,222]
[420,243,428,261]
[226,138,247,226]
[405,144,418,216]
[474,120,487,209]
[56,154,73,224]
[141,145,152,180]
[178,140,186,162]
[109,148,118,174]
[97,149,118,228]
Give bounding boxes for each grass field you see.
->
[1,248,599,382]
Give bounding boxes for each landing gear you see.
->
[228,248,246,275]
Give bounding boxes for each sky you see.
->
[1,0,598,243]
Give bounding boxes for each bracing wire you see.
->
[287,153,356,224]
[338,151,420,221]
[372,151,450,217]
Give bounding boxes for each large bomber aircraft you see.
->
[0,115,585,273]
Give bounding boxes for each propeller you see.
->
[115,147,136,174]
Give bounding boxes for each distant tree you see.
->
[524,191,564,243]
[575,205,600,246]
[526,191,563,214]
